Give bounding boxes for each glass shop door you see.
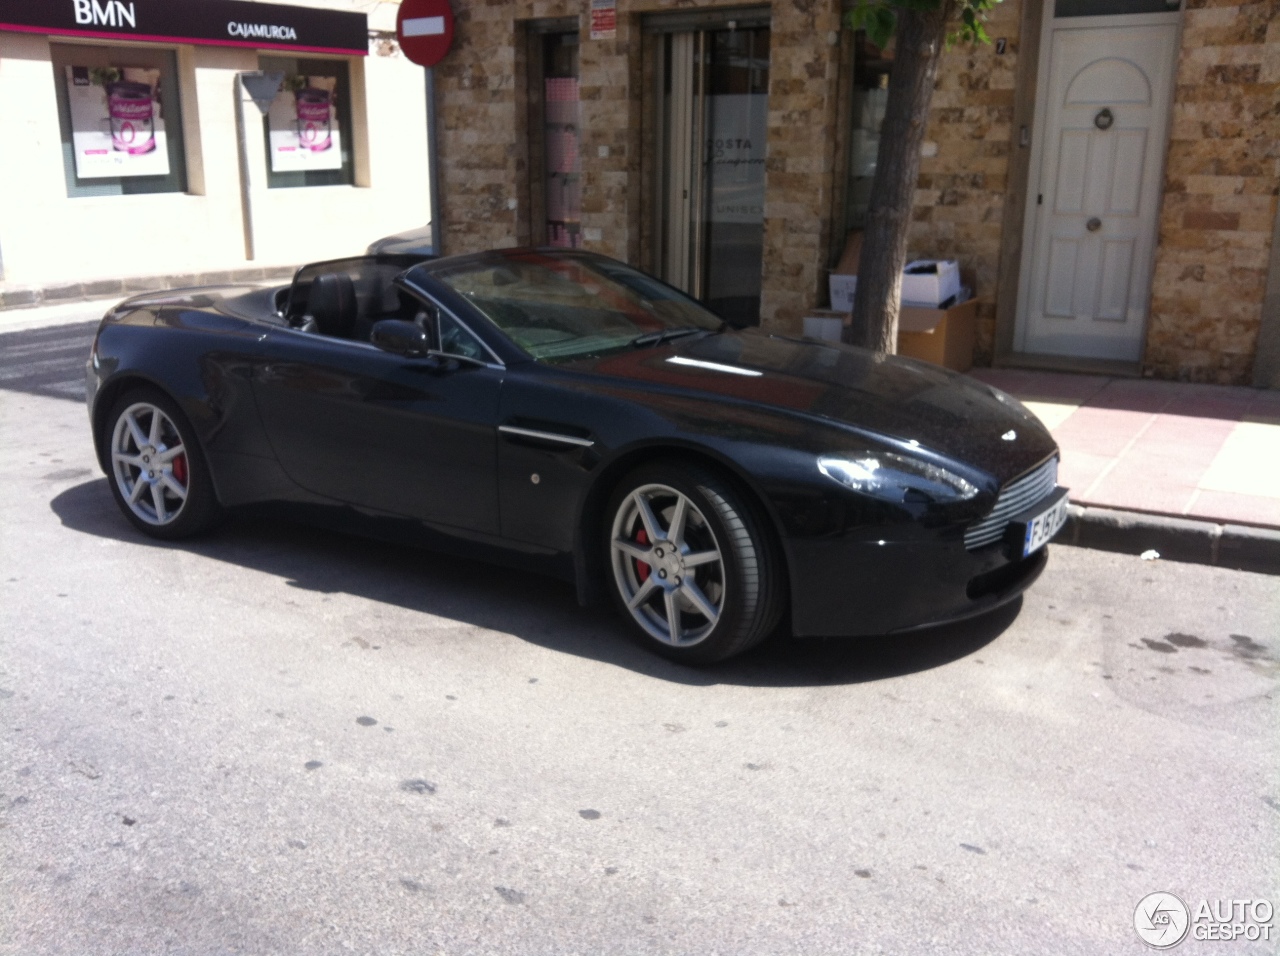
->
[656,24,770,326]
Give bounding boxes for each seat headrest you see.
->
[308,273,357,339]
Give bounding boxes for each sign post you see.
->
[396,0,455,255]
[241,71,284,114]
[235,72,282,260]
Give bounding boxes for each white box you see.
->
[829,273,857,313]
[901,259,961,307]
[829,259,962,312]
[803,315,845,342]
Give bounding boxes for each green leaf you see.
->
[954,0,1001,46]
[846,0,1001,48]
[846,3,903,50]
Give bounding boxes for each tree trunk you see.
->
[846,2,955,353]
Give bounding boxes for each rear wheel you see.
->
[606,462,783,664]
[105,387,221,539]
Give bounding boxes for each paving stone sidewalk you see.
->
[972,369,1280,528]
[973,368,1280,572]
[0,264,297,311]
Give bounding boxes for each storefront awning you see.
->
[0,0,368,56]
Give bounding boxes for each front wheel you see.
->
[605,462,784,664]
[105,387,221,539]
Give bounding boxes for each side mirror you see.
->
[370,319,429,357]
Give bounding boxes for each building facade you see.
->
[432,0,1280,386]
[0,0,431,290]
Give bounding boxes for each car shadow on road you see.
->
[51,478,1019,688]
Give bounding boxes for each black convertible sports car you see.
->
[86,248,1069,663]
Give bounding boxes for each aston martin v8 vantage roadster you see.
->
[86,248,1068,663]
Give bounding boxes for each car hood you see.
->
[569,329,1057,481]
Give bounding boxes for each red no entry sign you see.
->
[397,0,454,68]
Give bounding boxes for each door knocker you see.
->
[1094,108,1115,131]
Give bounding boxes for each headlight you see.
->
[818,453,979,503]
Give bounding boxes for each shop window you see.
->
[843,32,892,233]
[539,32,582,248]
[51,43,188,198]
[259,57,355,189]
[702,26,770,326]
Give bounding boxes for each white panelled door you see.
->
[1018,19,1178,361]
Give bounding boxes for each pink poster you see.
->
[267,75,343,173]
[64,65,170,179]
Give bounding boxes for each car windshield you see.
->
[429,252,724,362]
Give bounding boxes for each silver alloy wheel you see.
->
[110,401,189,526]
[610,483,726,647]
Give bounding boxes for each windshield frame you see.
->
[405,249,725,365]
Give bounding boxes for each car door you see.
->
[251,321,503,536]
[495,370,602,552]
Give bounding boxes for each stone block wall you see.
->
[757,1,844,326]
[436,0,845,334]
[908,0,1280,383]
[434,0,1279,383]
[908,0,1025,365]
[1145,0,1280,384]
[434,1,565,253]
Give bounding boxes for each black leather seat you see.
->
[307,273,357,339]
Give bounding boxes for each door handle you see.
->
[1086,217,1102,232]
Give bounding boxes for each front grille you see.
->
[964,457,1059,550]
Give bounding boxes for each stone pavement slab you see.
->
[973,369,1280,533]
[0,264,296,312]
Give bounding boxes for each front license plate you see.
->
[1016,488,1070,558]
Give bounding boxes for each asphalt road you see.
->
[1,317,1277,955]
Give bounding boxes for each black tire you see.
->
[104,386,222,539]
[604,461,784,664]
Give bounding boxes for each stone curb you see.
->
[1061,504,1280,576]
[0,265,299,311]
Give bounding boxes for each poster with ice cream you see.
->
[267,75,343,173]
[65,66,170,179]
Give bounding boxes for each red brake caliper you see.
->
[172,454,188,486]
[634,528,650,582]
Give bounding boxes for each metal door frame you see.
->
[649,7,769,300]
[657,31,704,294]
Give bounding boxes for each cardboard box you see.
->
[901,259,961,307]
[826,231,975,370]
[804,301,976,370]
[896,298,978,372]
